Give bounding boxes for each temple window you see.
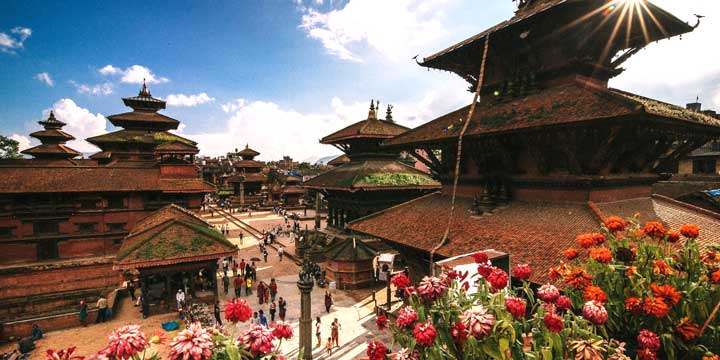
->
[79,199,98,209]
[36,240,58,261]
[76,222,97,233]
[107,195,127,209]
[0,227,13,239]
[693,159,717,175]
[107,222,127,232]
[33,221,59,236]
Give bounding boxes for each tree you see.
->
[0,135,21,159]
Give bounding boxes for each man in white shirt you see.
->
[176,289,185,309]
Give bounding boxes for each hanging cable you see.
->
[429,34,491,275]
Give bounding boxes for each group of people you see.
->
[218,223,232,236]
[316,317,343,355]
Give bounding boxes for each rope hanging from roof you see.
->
[429,34,491,274]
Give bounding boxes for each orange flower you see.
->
[650,283,681,306]
[625,297,642,315]
[592,233,606,245]
[604,216,626,233]
[652,260,674,276]
[576,234,596,249]
[564,268,593,290]
[712,270,720,284]
[564,248,581,260]
[702,251,717,264]
[643,297,670,318]
[626,266,637,277]
[666,230,680,243]
[589,247,613,264]
[679,224,700,239]
[583,286,608,303]
[643,221,667,239]
[674,317,701,342]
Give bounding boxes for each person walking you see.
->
[234,275,243,297]
[324,291,333,313]
[331,318,341,347]
[269,279,278,302]
[214,301,223,326]
[176,289,186,309]
[257,281,265,305]
[252,312,260,325]
[239,259,246,276]
[239,232,244,245]
[263,249,268,263]
[79,301,88,327]
[127,281,136,301]
[251,262,257,281]
[245,277,253,296]
[315,317,322,348]
[259,310,268,328]
[269,301,277,322]
[278,247,284,262]
[222,275,229,295]
[96,296,108,323]
[232,260,238,277]
[278,297,287,321]
[326,337,334,356]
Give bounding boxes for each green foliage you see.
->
[0,135,21,159]
[343,173,438,187]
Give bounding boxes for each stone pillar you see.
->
[339,209,345,228]
[297,279,314,360]
[314,192,321,229]
[327,207,333,227]
[240,182,245,207]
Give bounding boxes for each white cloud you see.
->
[165,93,215,107]
[43,99,108,153]
[70,80,113,95]
[34,72,54,87]
[0,27,32,53]
[299,0,454,62]
[10,134,32,152]
[99,64,169,84]
[221,99,248,113]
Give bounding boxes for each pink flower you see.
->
[168,322,214,360]
[537,284,560,303]
[391,273,410,289]
[46,347,83,360]
[556,295,573,311]
[242,324,276,357]
[511,264,532,280]
[505,297,527,318]
[102,325,148,359]
[271,321,293,340]
[637,329,661,352]
[225,298,252,323]
[486,268,509,290]
[396,307,418,328]
[416,276,448,302]
[412,322,437,347]
[366,341,388,360]
[450,322,467,345]
[461,305,496,339]
[582,300,608,325]
[376,315,388,330]
[543,312,564,333]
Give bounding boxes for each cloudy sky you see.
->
[1,0,718,161]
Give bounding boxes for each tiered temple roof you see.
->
[327,154,350,167]
[21,111,81,160]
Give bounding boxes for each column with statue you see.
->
[297,257,315,360]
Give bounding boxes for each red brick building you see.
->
[348,0,720,281]
[0,83,214,338]
[226,144,268,207]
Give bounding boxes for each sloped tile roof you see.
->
[303,159,440,191]
[321,119,409,144]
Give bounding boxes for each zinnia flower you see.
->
[643,297,670,318]
[652,260,674,276]
[564,248,581,260]
[461,306,496,339]
[582,300,608,325]
[565,268,593,289]
[450,321,468,345]
[271,321,293,340]
[625,297,642,315]
[604,216,626,233]
[486,267,509,289]
[46,347,83,360]
[512,264,532,280]
[103,325,148,359]
[472,251,489,264]
[416,276,448,302]
[713,270,720,284]
[391,273,410,289]
[680,224,700,238]
[589,247,613,264]
[505,297,527,318]
[569,338,606,360]
[537,284,560,303]
[543,312,564,333]
[674,317,700,343]
[168,323,214,360]
[666,230,680,243]
[650,283,681,306]
[583,286,608,303]
[592,233,606,245]
[556,295,573,311]
[576,234,596,249]
[637,329,661,351]
[242,324,276,357]
[643,221,667,239]
[375,315,388,330]
[225,298,252,323]
[396,307,418,328]
[412,322,437,347]
[366,341,388,360]
[477,263,493,278]
[637,349,658,360]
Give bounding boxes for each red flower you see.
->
[375,315,388,331]
[46,347,83,360]
[543,312,564,333]
[637,329,661,351]
[396,307,418,328]
[556,295,573,311]
[505,297,527,318]
[486,267,509,290]
[103,325,148,360]
[366,341,387,360]
[450,321,467,345]
[564,248,581,260]
[592,233,606,245]
[472,251,489,264]
[713,269,720,284]
[674,317,701,343]
[680,224,700,238]
[650,283,681,306]
[582,300,608,325]
[511,264,532,280]
[565,268,593,290]
[625,297,643,315]
[168,323,214,360]
[589,247,613,264]
[271,321,293,340]
[643,297,670,318]
[666,230,680,243]
[583,285,608,303]
[604,216,626,233]
[390,273,410,289]
[537,284,560,303]
[412,322,437,347]
[477,263,493,278]
[225,298,252,323]
[638,349,659,360]
[242,324,276,357]
[643,221,667,239]
[576,234,596,249]
[416,276,448,302]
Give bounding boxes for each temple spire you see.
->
[368,100,377,121]
[139,79,151,97]
[386,104,394,123]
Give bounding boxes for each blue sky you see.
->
[1,0,719,161]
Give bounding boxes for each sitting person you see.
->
[30,324,43,341]
[17,337,35,354]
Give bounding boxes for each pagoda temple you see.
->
[0,84,214,339]
[226,144,268,207]
[281,175,305,206]
[348,0,720,281]
[304,101,440,228]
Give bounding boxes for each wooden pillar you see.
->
[212,264,219,301]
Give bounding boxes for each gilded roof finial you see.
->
[386,104,394,122]
[139,78,151,97]
[48,110,56,121]
[368,100,377,120]
[245,143,249,149]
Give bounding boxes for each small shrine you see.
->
[324,237,376,289]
